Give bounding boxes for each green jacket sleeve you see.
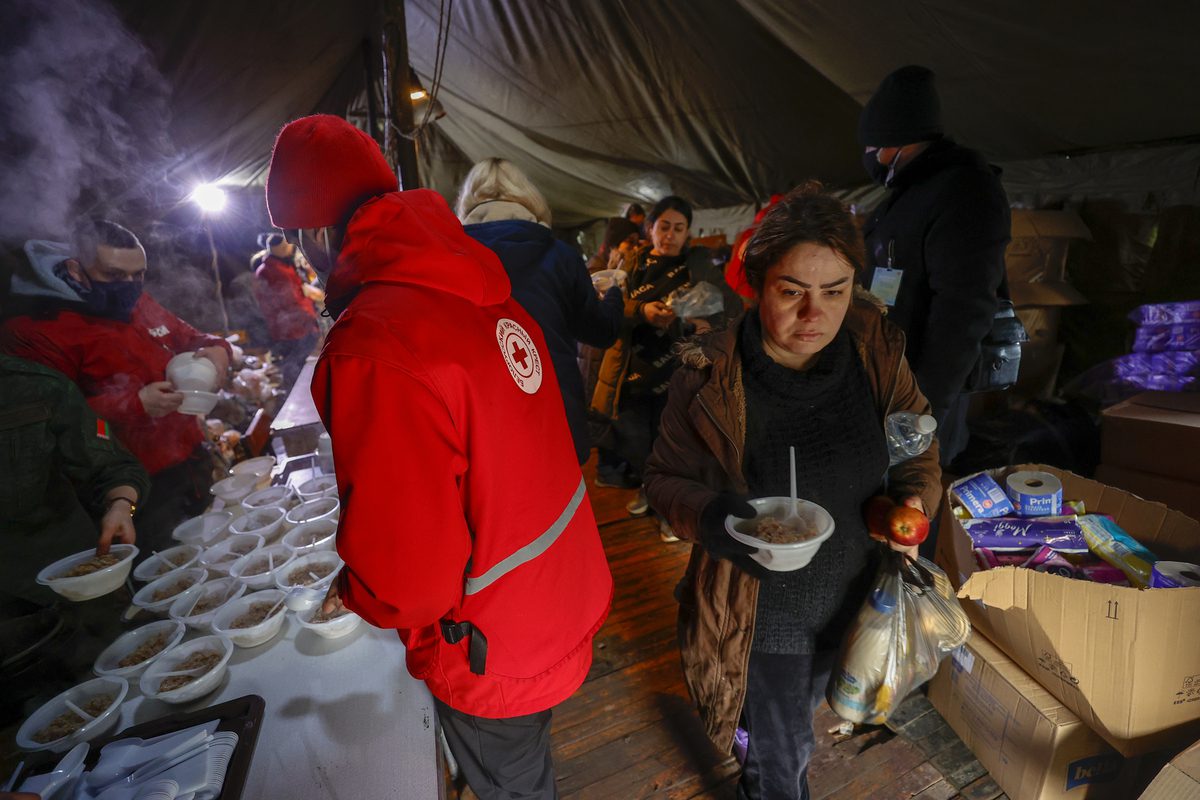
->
[51,377,151,515]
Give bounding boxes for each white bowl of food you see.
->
[211,589,288,647]
[172,511,233,547]
[724,497,836,572]
[139,635,232,705]
[241,486,294,516]
[284,497,339,531]
[169,577,245,630]
[295,475,338,501]
[230,455,276,489]
[93,620,186,678]
[210,474,259,506]
[198,533,263,577]
[296,601,362,639]
[178,390,219,417]
[282,519,338,556]
[228,506,287,543]
[274,550,342,593]
[132,544,203,583]
[229,543,294,591]
[16,676,128,752]
[36,544,138,602]
[166,352,218,392]
[131,568,208,616]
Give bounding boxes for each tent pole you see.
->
[362,38,380,146]
[381,0,420,189]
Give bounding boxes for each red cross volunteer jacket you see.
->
[311,189,613,719]
[0,294,230,475]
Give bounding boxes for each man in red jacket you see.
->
[266,115,613,799]
[250,232,320,391]
[0,219,231,551]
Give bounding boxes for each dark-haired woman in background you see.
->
[591,196,716,535]
[644,184,941,799]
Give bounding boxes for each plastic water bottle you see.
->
[885,412,937,466]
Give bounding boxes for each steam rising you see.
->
[0,0,174,242]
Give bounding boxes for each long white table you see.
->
[117,617,440,799]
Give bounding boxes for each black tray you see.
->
[22,694,265,800]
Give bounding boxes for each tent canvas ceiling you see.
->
[5,0,1200,236]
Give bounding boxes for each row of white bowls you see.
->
[18,566,359,752]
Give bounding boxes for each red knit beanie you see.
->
[266,114,399,229]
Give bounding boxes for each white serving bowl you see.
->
[241,486,294,515]
[166,352,218,392]
[229,543,294,591]
[36,544,138,602]
[230,456,276,489]
[198,533,264,577]
[281,520,338,556]
[724,497,836,572]
[169,577,245,630]
[16,676,128,752]
[210,474,259,506]
[93,620,186,678]
[171,511,233,547]
[274,550,342,593]
[178,390,219,417]
[284,497,339,530]
[139,635,233,704]
[295,475,338,501]
[131,568,208,616]
[211,589,288,647]
[132,544,203,583]
[296,602,362,639]
[228,506,287,543]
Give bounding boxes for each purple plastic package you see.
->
[1128,301,1200,326]
[1023,546,1078,578]
[1114,351,1200,378]
[960,516,1088,552]
[974,548,1034,570]
[1132,323,1200,354]
[1079,560,1130,586]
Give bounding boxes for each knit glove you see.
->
[698,493,758,562]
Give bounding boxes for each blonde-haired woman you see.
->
[458,158,622,464]
[456,157,553,226]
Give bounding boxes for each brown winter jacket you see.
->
[643,297,942,754]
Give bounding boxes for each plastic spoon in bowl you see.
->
[63,697,96,723]
[788,446,798,520]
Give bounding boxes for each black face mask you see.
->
[862,149,900,187]
[58,264,143,321]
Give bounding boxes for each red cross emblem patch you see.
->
[496,318,543,394]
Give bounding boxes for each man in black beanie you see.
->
[859,65,1010,481]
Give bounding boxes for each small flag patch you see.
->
[96,419,111,440]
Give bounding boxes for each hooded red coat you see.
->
[311,189,613,719]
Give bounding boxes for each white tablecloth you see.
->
[117,617,439,799]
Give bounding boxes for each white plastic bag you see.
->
[665,281,724,319]
[827,552,970,725]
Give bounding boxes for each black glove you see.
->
[698,493,758,562]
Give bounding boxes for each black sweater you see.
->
[739,313,890,654]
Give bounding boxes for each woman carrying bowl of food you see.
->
[644,183,941,800]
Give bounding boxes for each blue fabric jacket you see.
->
[467,219,622,463]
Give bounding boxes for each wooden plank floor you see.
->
[447,457,1006,799]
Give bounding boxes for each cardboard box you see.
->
[929,633,1145,800]
[1140,739,1200,799]
[1006,209,1092,285]
[1094,464,1200,522]
[1101,392,1200,484]
[937,464,1200,756]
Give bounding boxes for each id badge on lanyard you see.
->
[870,239,902,307]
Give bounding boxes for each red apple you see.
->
[887,505,930,547]
[864,495,896,539]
